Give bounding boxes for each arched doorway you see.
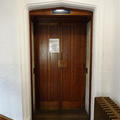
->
[29,7,93,120]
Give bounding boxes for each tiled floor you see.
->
[33,109,88,120]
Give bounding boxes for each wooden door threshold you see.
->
[33,109,88,120]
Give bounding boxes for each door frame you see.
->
[29,8,93,120]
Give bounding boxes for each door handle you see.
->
[58,59,67,68]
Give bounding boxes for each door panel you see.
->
[34,24,49,109]
[34,23,61,110]
[61,23,86,109]
[48,23,61,101]
[34,22,86,110]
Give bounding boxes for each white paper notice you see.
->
[49,38,60,53]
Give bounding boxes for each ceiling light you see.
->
[52,9,70,14]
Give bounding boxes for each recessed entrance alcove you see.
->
[20,1,104,120]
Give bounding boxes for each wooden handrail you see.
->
[0,114,13,120]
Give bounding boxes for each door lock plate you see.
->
[58,60,67,68]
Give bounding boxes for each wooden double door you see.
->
[34,21,86,110]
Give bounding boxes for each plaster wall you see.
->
[0,0,23,120]
[102,0,120,105]
[0,0,120,120]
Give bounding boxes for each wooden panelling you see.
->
[61,23,86,109]
[34,24,60,109]
[34,20,86,110]
[39,101,60,110]
[30,7,92,16]
[34,23,61,110]
[31,16,91,23]
[62,101,83,109]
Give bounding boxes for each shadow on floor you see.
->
[33,109,88,120]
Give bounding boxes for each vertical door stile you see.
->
[59,22,62,108]
[70,23,73,101]
[48,24,51,101]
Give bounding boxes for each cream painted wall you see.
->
[102,0,120,105]
[0,0,23,120]
[25,0,98,8]
[26,0,98,4]
[111,0,120,105]
[0,0,120,120]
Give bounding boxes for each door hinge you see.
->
[33,67,36,74]
[86,67,88,74]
